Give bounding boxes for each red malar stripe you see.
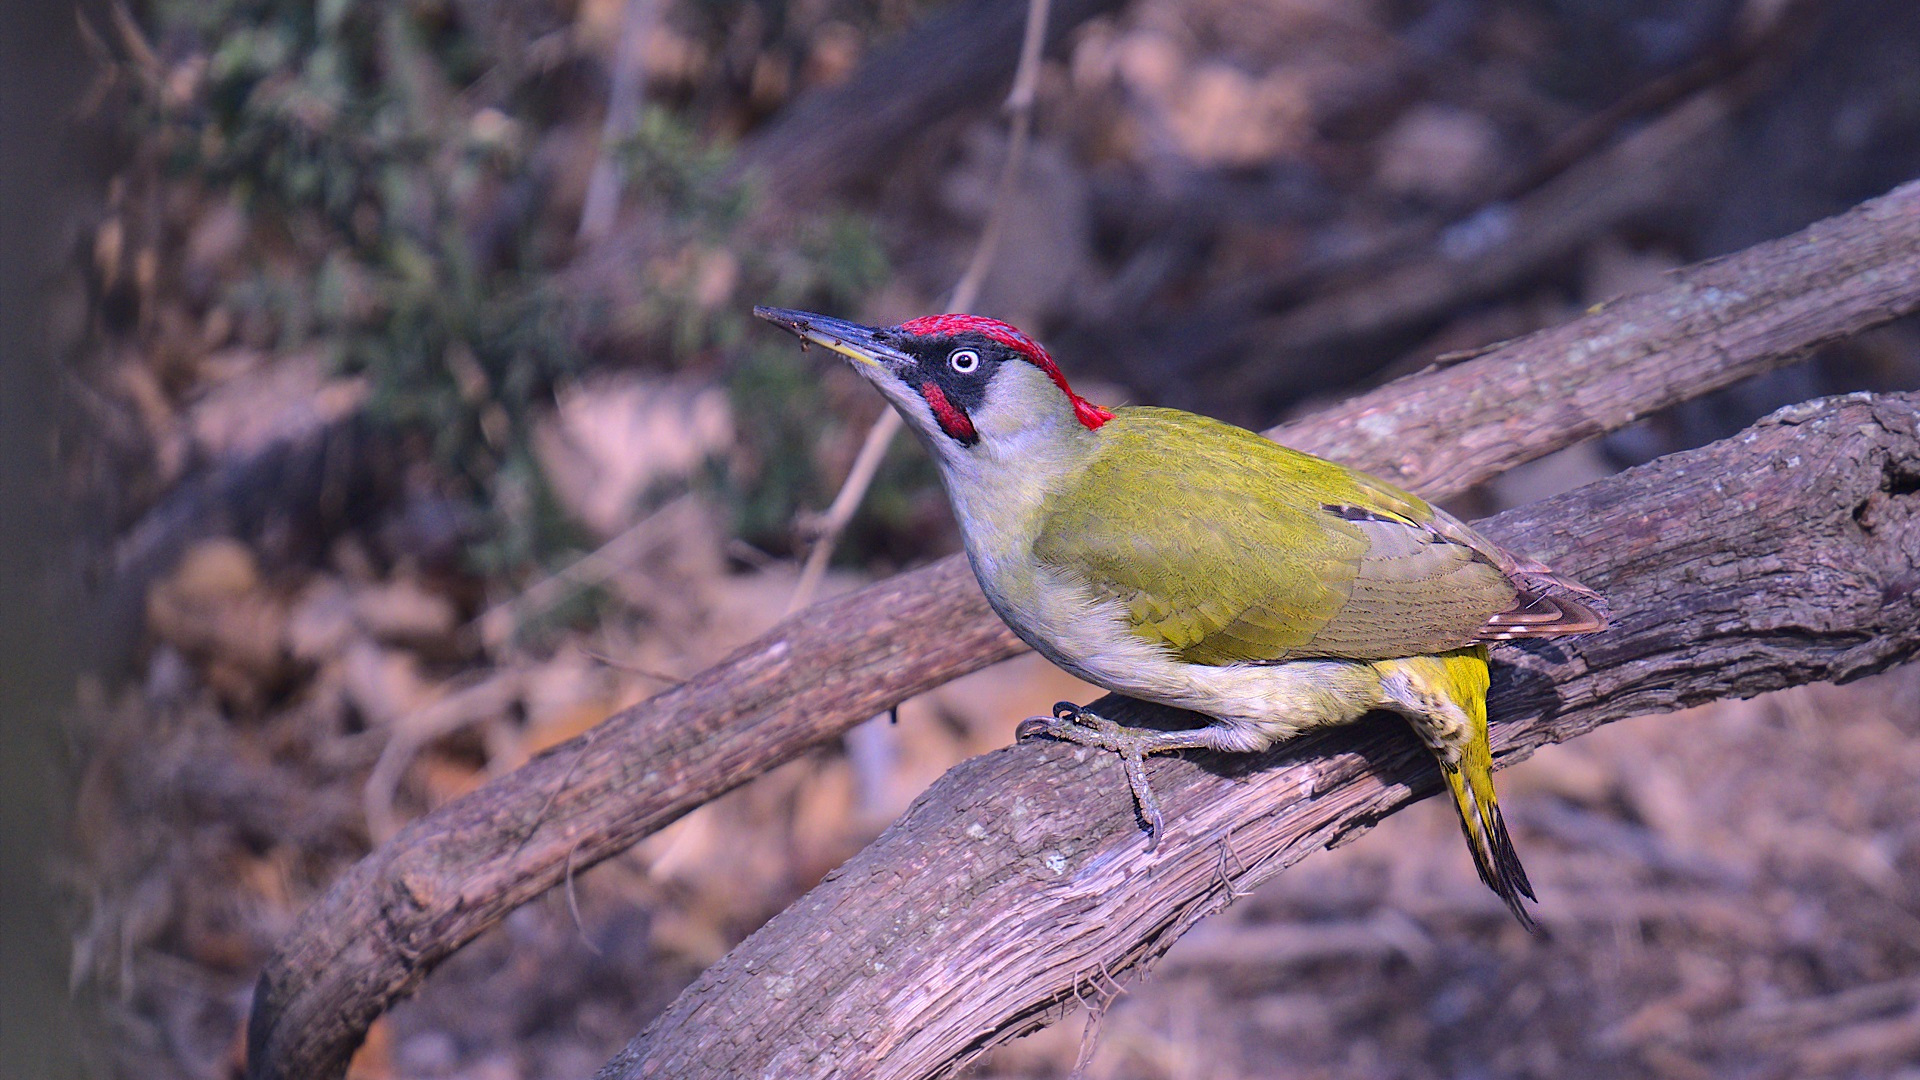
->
[918,381,977,443]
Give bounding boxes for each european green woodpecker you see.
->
[755,306,1607,926]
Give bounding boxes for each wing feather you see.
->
[1031,408,1604,665]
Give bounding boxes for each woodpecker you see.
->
[755,306,1607,926]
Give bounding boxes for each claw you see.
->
[1016,713,1060,740]
[1017,701,1098,741]
[1015,701,1173,846]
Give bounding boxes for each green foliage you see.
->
[155,0,484,222]
[132,0,896,573]
[618,108,750,231]
[712,209,890,554]
[465,446,581,583]
[131,1,574,574]
[145,0,581,506]
[608,108,890,557]
[719,342,830,549]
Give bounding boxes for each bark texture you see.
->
[1274,178,1920,497]
[600,390,1920,1079]
[245,180,1920,1080]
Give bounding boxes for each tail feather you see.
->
[1436,647,1537,930]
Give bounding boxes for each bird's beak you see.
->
[753,307,912,373]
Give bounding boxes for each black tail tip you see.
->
[1470,801,1540,931]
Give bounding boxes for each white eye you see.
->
[948,349,981,374]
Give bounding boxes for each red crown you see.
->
[897,314,1113,431]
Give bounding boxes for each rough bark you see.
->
[1274,178,1920,497]
[600,391,1920,1079]
[244,180,1920,1080]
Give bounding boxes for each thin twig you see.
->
[572,644,686,688]
[1068,991,1109,1080]
[784,0,1055,613]
[363,670,526,845]
[577,0,660,244]
[564,843,605,957]
[474,494,689,650]
[786,409,902,614]
[947,0,1053,315]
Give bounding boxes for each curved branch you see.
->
[245,180,1920,1080]
[1274,178,1920,497]
[600,391,1920,1078]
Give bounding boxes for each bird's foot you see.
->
[1017,701,1175,846]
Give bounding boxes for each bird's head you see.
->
[754,307,1112,467]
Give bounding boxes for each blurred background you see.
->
[6,0,1920,1075]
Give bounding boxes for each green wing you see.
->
[1031,408,1520,664]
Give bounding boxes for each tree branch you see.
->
[1274,178,1920,497]
[599,390,1920,1079]
[245,180,1920,1080]
[731,0,1123,207]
